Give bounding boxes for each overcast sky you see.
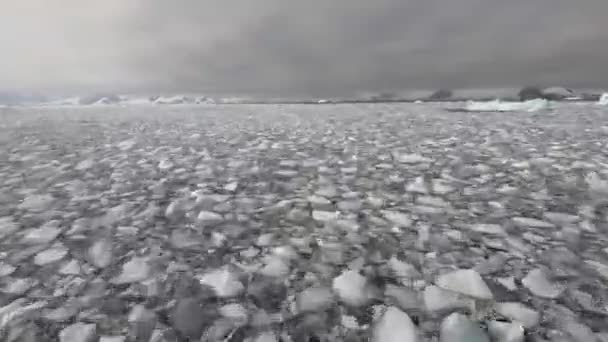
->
[1,0,608,97]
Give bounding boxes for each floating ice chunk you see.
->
[585,260,608,281]
[198,268,244,297]
[423,285,474,313]
[487,321,524,342]
[296,287,334,312]
[496,277,517,291]
[112,257,151,284]
[494,302,539,328]
[440,313,489,342]
[598,93,608,106]
[406,176,428,193]
[381,210,412,227]
[436,269,493,300]
[333,270,371,306]
[512,217,554,228]
[465,99,549,112]
[372,307,419,342]
[392,152,432,164]
[22,226,61,244]
[59,323,97,342]
[259,256,290,277]
[220,303,248,324]
[522,268,564,299]
[197,211,224,224]
[417,196,449,208]
[312,210,338,222]
[307,195,331,206]
[388,257,420,280]
[34,245,68,265]
[88,239,113,268]
[470,224,506,236]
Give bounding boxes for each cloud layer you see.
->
[2,0,608,96]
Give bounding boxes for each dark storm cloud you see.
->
[2,0,608,96]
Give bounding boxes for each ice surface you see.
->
[465,99,549,112]
[3,103,608,340]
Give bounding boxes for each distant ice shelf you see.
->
[464,98,549,112]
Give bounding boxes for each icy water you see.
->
[0,103,607,341]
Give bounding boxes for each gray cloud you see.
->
[2,0,608,96]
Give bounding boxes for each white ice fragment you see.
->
[117,139,136,150]
[381,211,412,227]
[256,233,274,247]
[372,306,419,342]
[440,313,489,342]
[197,211,223,223]
[543,212,580,225]
[254,332,278,342]
[224,182,238,192]
[585,260,608,281]
[436,269,493,300]
[198,268,244,298]
[158,159,174,170]
[34,245,68,265]
[496,277,517,291]
[59,323,97,342]
[272,245,299,260]
[219,303,248,324]
[296,287,333,312]
[388,257,420,280]
[112,257,151,284]
[432,179,454,194]
[406,177,428,193]
[417,196,449,208]
[312,210,338,222]
[307,195,331,206]
[0,217,18,239]
[494,302,539,328]
[522,268,564,299]
[487,321,525,342]
[423,285,474,313]
[259,256,290,277]
[212,232,227,247]
[18,194,55,212]
[332,270,371,307]
[512,217,555,228]
[75,159,95,170]
[393,152,432,164]
[59,259,81,275]
[470,224,506,236]
[598,93,608,106]
[88,239,113,268]
[341,314,361,329]
[22,226,61,244]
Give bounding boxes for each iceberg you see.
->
[154,95,194,105]
[464,99,549,113]
[598,93,608,106]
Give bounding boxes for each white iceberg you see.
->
[598,93,608,106]
[464,99,549,112]
[154,95,193,105]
